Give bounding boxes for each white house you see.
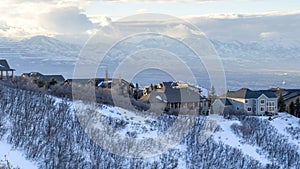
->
[226,88,278,115]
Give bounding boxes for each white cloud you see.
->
[103,0,220,2]
[0,0,97,39]
[0,21,10,31]
[260,32,280,39]
[188,11,300,41]
[162,24,205,39]
[0,0,300,44]
[136,8,148,14]
[40,7,96,34]
[89,15,112,26]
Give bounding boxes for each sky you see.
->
[0,0,300,42]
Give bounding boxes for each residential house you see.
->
[271,88,300,112]
[142,81,209,114]
[226,88,278,115]
[22,72,65,85]
[213,98,234,115]
[66,78,133,96]
[0,59,15,80]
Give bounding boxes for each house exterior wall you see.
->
[257,94,277,115]
[244,99,256,114]
[227,97,278,115]
[227,99,245,113]
[200,100,209,115]
[257,94,267,115]
[267,98,278,113]
[227,89,278,115]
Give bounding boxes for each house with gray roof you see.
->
[22,72,65,85]
[273,88,300,113]
[0,59,15,79]
[145,81,209,114]
[227,88,278,115]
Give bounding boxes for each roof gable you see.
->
[282,90,300,102]
[228,88,277,99]
[164,87,200,103]
[257,94,268,100]
[43,75,65,82]
[220,98,233,106]
[227,88,249,99]
[24,72,65,82]
[0,59,15,71]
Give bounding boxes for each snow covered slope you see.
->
[0,141,37,169]
[1,83,299,168]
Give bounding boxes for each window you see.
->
[260,107,265,112]
[245,100,248,104]
[260,99,265,105]
[267,101,275,112]
[247,107,252,112]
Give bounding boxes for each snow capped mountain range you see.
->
[1,35,300,63]
[212,39,300,72]
[1,35,299,65]
[0,35,300,89]
[0,36,80,62]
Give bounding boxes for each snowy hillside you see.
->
[0,84,299,168]
[0,141,37,169]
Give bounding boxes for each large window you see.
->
[267,101,275,112]
[260,107,265,112]
[260,99,265,105]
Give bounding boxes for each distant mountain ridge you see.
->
[210,39,300,74]
[0,35,81,62]
[1,35,300,65]
[1,35,300,89]
[22,35,80,52]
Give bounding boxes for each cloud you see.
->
[103,0,219,2]
[0,0,103,40]
[79,12,300,43]
[0,21,10,31]
[40,7,96,34]
[0,22,39,38]
[2,0,92,4]
[260,32,280,39]
[162,24,205,39]
[136,9,148,14]
[1,0,300,44]
[89,15,112,26]
[188,12,300,41]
